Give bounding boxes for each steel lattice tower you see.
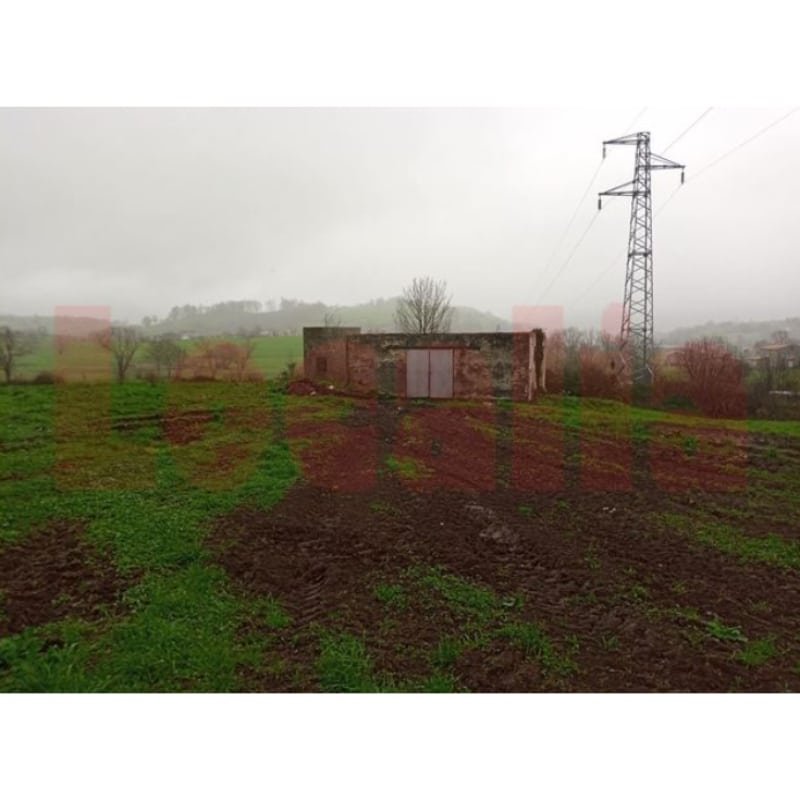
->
[598,132,684,385]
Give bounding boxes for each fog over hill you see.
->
[0,297,511,337]
[3,298,798,349]
[3,109,800,335]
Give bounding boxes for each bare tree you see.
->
[394,276,453,334]
[95,326,142,383]
[145,334,186,379]
[674,338,745,417]
[771,330,791,344]
[323,308,342,327]
[0,327,34,383]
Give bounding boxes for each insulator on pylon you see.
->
[602,145,607,159]
[598,197,602,210]
[681,171,685,184]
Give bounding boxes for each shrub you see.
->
[672,339,746,418]
[31,370,64,385]
[136,369,160,384]
[579,345,627,400]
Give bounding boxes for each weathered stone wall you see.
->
[302,327,361,385]
[454,348,493,397]
[346,338,380,394]
[302,328,544,398]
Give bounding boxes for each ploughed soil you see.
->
[0,521,132,638]
[208,481,800,692]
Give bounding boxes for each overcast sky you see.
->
[2,107,798,332]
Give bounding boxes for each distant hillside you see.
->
[11,303,798,347]
[660,317,800,349]
[0,298,510,337]
[0,314,55,333]
[144,298,511,336]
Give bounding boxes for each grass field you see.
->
[12,334,303,381]
[2,383,800,691]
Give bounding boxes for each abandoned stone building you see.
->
[302,326,546,399]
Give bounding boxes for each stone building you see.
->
[302,326,546,400]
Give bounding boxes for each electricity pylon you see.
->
[598,132,684,385]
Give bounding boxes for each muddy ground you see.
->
[208,481,800,692]
[4,394,800,691]
[0,521,132,639]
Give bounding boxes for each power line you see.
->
[689,106,799,182]
[579,107,800,318]
[529,109,646,305]
[573,244,624,302]
[574,107,709,305]
[663,107,713,153]
[535,211,600,305]
[654,184,682,218]
[654,106,800,217]
[538,158,604,285]
[621,107,647,135]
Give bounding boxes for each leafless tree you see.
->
[771,330,791,344]
[145,334,186,379]
[0,327,34,383]
[95,326,142,383]
[233,328,259,380]
[394,276,453,334]
[674,338,745,417]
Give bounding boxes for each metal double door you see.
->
[406,349,453,398]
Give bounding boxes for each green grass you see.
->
[415,671,460,692]
[314,628,466,693]
[369,499,399,517]
[10,334,303,382]
[0,381,298,691]
[405,566,575,682]
[414,566,497,624]
[497,622,577,677]
[374,582,407,610]
[248,336,302,377]
[383,455,430,480]
[658,513,800,571]
[738,637,777,667]
[4,383,800,691]
[705,618,747,643]
[315,631,378,692]
[697,527,800,570]
[251,595,292,630]
[682,435,699,456]
[431,636,464,670]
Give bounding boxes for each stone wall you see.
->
[302,327,545,399]
[302,327,361,386]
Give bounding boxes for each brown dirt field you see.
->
[207,479,800,692]
[649,425,749,493]
[0,521,133,638]
[391,404,498,491]
[162,410,217,445]
[286,416,380,493]
[511,414,567,492]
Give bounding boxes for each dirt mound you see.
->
[0,521,133,637]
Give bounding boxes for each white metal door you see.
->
[406,349,430,397]
[429,349,453,398]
